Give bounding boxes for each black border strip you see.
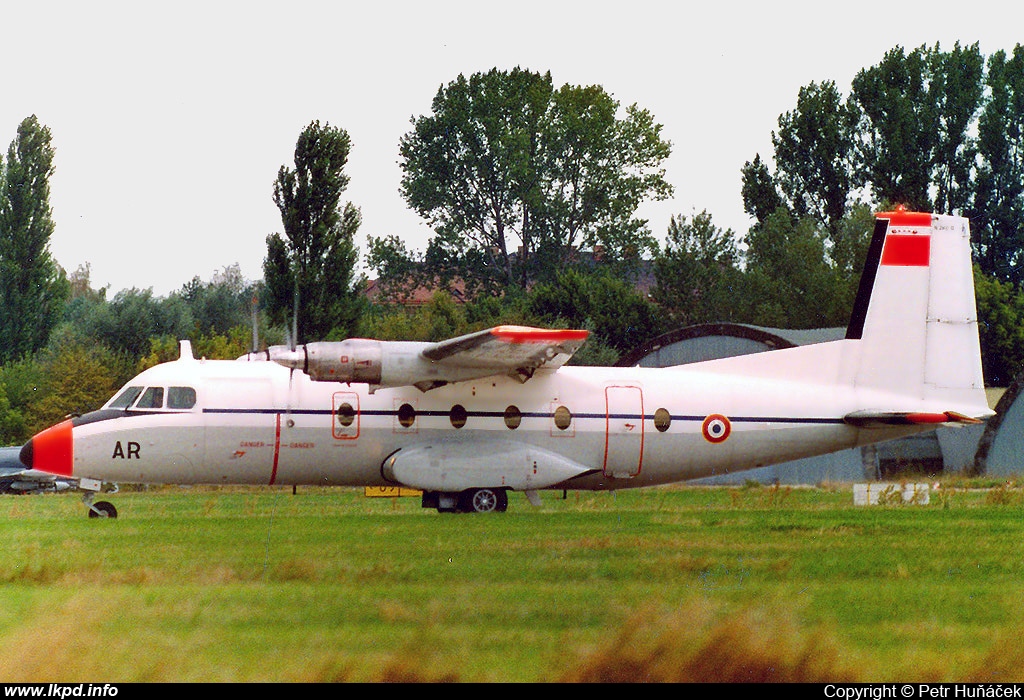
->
[203,407,845,425]
[845,217,890,340]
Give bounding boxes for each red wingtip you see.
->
[491,326,589,344]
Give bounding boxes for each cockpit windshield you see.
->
[106,386,197,410]
[108,386,144,409]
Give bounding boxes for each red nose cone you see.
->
[20,419,74,477]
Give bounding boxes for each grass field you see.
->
[3,480,1024,683]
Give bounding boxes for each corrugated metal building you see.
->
[974,376,1024,477]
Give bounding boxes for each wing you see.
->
[422,325,590,384]
[261,325,590,391]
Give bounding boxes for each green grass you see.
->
[3,482,1024,682]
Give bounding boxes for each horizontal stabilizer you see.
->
[843,410,985,428]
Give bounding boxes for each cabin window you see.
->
[167,387,197,410]
[135,387,164,409]
[504,405,522,430]
[397,402,416,428]
[336,402,356,427]
[553,405,572,431]
[449,404,467,429]
[108,386,144,409]
[654,408,671,433]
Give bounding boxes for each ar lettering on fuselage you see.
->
[112,441,141,459]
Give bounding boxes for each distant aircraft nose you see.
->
[19,419,74,477]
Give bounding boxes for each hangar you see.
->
[973,373,1024,477]
[618,323,999,485]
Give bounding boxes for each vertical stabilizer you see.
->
[844,210,988,416]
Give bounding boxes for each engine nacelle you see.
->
[301,339,385,384]
[266,339,498,392]
[381,439,593,492]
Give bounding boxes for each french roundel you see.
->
[702,414,731,444]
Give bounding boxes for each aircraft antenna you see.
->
[250,294,260,353]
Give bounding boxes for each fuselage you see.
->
[27,348,920,491]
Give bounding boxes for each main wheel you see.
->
[459,488,508,513]
[88,500,118,519]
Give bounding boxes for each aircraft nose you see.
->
[20,419,74,477]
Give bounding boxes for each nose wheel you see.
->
[83,491,118,519]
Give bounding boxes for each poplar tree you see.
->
[0,116,68,362]
[264,121,364,342]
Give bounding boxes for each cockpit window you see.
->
[107,385,197,411]
[167,387,197,409]
[108,386,144,409]
[136,387,165,409]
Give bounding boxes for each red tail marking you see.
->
[881,234,931,266]
[876,210,932,227]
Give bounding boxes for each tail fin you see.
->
[697,209,992,423]
[843,209,989,419]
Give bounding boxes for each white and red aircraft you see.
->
[20,210,993,517]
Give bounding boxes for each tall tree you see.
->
[849,45,939,211]
[973,266,1024,386]
[929,42,985,215]
[399,68,553,293]
[0,116,68,363]
[398,68,672,292]
[651,211,745,327]
[970,45,1024,286]
[742,210,845,329]
[740,154,785,225]
[531,84,673,278]
[771,81,858,233]
[264,121,363,342]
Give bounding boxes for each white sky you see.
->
[1,0,1020,296]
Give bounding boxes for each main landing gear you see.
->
[422,487,509,514]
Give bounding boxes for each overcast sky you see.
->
[2,0,1020,296]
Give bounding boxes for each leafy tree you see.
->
[929,42,985,215]
[741,210,845,329]
[399,68,552,293]
[0,116,69,362]
[530,83,672,278]
[25,342,123,437]
[265,121,364,343]
[974,267,1024,386]
[360,291,472,343]
[849,42,984,215]
[651,211,745,327]
[177,264,260,338]
[849,45,939,211]
[741,154,785,225]
[365,235,429,305]
[826,204,876,315]
[138,326,253,370]
[969,45,1024,286]
[398,68,672,292]
[527,269,661,361]
[83,288,193,359]
[0,331,133,445]
[770,81,858,233]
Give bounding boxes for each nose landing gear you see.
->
[81,481,119,518]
